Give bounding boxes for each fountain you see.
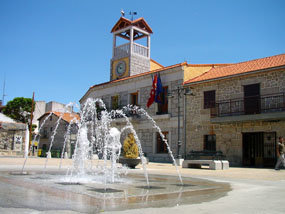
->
[2,98,230,213]
[21,98,181,186]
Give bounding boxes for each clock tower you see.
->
[110,17,153,81]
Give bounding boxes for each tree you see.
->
[3,97,35,125]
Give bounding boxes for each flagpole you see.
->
[29,92,35,156]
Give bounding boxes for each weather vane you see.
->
[120,10,137,21]
[129,11,137,21]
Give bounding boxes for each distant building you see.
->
[37,112,79,158]
[33,101,73,134]
[0,113,27,156]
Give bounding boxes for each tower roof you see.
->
[111,17,153,34]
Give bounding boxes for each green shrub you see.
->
[123,133,139,159]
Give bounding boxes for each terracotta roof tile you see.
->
[53,112,80,123]
[89,62,186,90]
[184,54,285,85]
[111,17,153,34]
[38,112,80,123]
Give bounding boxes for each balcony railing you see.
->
[211,92,285,117]
[98,106,140,120]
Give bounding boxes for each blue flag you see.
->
[155,73,163,103]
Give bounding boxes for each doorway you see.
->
[244,83,260,115]
[242,132,276,167]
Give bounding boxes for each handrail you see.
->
[211,92,285,117]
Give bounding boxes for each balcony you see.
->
[211,92,285,123]
[100,106,141,120]
[111,108,140,119]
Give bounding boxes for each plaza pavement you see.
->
[0,157,284,214]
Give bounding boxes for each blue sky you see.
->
[1,0,285,105]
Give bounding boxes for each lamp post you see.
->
[168,86,194,161]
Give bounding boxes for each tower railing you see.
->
[114,43,149,59]
[114,43,130,59]
[132,43,149,58]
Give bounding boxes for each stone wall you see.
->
[80,65,185,163]
[130,54,150,76]
[0,122,27,156]
[38,114,78,158]
[186,69,285,166]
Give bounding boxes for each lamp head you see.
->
[184,87,194,96]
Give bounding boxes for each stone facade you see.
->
[186,69,285,166]
[80,65,186,163]
[129,54,150,76]
[0,122,27,156]
[33,101,72,134]
[38,113,78,158]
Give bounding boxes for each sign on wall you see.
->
[14,135,23,151]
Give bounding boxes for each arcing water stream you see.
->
[22,98,183,186]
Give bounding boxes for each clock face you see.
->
[116,61,126,76]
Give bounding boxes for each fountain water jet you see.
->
[21,98,183,187]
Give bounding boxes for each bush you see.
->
[51,150,61,158]
[123,133,139,159]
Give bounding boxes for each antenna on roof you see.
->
[129,11,137,21]
[2,73,6,105]
[121,9,125,17]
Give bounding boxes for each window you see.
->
[157,86,168,115]
[204,90,216,109]
[156,131,168,153]
[111,95,119,110]
[130,92,138,106]
[204,135,216,151]
[244,83,260,115]
[43,128,48,138]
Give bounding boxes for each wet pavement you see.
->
[0,170,230,213]
[0,158,284,214]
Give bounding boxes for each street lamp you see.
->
[168,86,194,161]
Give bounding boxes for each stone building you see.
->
[80,16,285,166]
[80,16,226,162]
[184,54,285,167]
[33,101,73,134]
[0,113,27,156]
[38,112,79,158]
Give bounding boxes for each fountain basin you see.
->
[0,169,231,213]
[118,157,141,168]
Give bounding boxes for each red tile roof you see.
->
[184,54,285,85]
[89,62,187,90]
[111,17,153,34]
[53,112,80,123]
[38,112,80,123]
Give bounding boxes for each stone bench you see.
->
[182,159,229,170]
